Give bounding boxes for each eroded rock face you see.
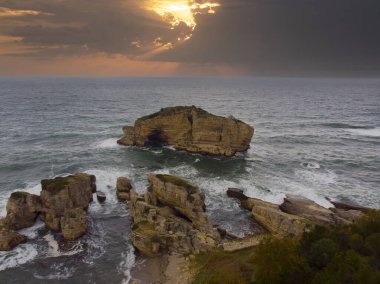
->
[0,221,27,251]
[61,208,87,240]
[40,173,95,238]
[117,106,254,157]
[229,192,367,236]
[116,177,133,201]
[129,174,220,256]
[4,192,42,230]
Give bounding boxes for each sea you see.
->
[0,77,379,283]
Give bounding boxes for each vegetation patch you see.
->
[190,210,380,284]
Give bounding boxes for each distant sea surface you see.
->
[0,77,379,283]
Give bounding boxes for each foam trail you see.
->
[346,127,380,137]
[0,244,38,271]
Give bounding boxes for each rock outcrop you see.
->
[129,174,220,256]
[61,208,87,240]
[0,173,97,251]
[117,106,254,157]
[4,192,42,230]
[0,219,27,251]
[228,191,366,236]
[116,177,133,201]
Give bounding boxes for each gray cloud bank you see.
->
[1,0,380,76]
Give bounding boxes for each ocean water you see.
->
[0,77,379,283]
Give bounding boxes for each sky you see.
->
[0,0,379,76]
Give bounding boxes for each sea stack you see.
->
[117,106,254,157]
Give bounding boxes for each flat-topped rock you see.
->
[117,106,254,157]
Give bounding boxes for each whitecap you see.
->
[43,233,83,258]
[94,138,120,149]
[0,244,38,271]
[345,127,380,137]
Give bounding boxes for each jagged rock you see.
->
[279,195,337,226]
[147,174,208,227]
[117,106,254,157]
[96,191,106,203]
[0,220,27,251]
[227,188,248,201]
[129,174,220,256]
[40,173,95,238]
[40,173,95,215]
[4,192,42,230]
[116,177,132,201]
[330,200,371,213]
[61,208,87,240]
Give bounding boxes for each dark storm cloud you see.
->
[156,0,380,75]
[1,0,380,75]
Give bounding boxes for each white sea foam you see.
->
[118,244,135,284]
[94,138,120,149]
[85,168,133,214]
[43,233,83,258]
[33,263,76,280]
[0,244,38,271]
[345,127,380,137]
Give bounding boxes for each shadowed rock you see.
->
[61,208,87,240]
[118,106,254,157]
[0,219,28,251]
[227,188,248,201]
[96,191,106,203]
[4,192,42,230]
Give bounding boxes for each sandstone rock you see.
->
[61,208,87,240]
[330,200,371,213]
[129,174,220,256]
[40,173,95,236]
[279,195,337,226]
[227,188,248,201]
[4,191,42,230]
[248,198,311,236]
[40,173,95,215]
[0,223,27,251]
[116,177,133,201]
[96,191,106,203]
[130,279,142,284]
[117,106,254,157]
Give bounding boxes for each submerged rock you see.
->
[117,106,254,157]
[116,177,133,201]
[129,174,220,256]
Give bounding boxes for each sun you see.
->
[147,0,220,35]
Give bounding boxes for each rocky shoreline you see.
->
[0,106,377,283]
